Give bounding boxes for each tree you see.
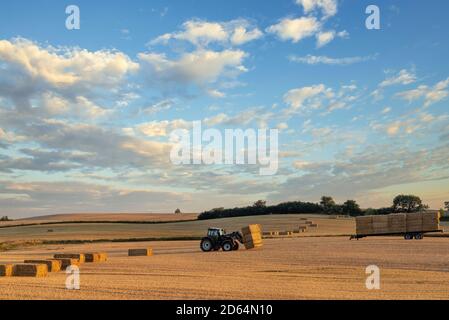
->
[392,195,428,213]
[174,208,181,214]
[341,200,362,216]
[0,216,10,221]
[320,196,336,213]
[445,201,449,211]
[253,200,267,208]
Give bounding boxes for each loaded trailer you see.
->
[350,212,443,240]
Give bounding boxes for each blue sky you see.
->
[0,0,448,217]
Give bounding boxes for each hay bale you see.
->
[84,253,101,263]
[356,216,373,235]
[388,214,406,233]
[0,264,13,277]
[241,224,263,249]
[372,215,389,234]
[54,254,85,264]
[12,264,48,277]
[305,221,313,225]
[309,224,318,228]
[300,217,308,221]
[54,258,80,270]
[406,212,423,232]
[24,260,61,272]
[128,248,153,256]
[98,252,108,262]
[422,212,439,231]
[241,224,262,235]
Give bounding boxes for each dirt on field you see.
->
[1,237,449,300]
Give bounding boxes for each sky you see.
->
[0,0,448,218]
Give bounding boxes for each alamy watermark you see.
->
[66,5,80,30]
[365,265,380,290]
[65,265,80,290]
[169,121,279,176]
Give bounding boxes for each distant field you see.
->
[2,237,449,299]
[0,214,355,242]
[0,213,199,227]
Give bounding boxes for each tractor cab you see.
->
[207,228,225,238]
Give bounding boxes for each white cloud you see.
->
[382,107,392,114]
[207,89,226,98]
[283,84,329,110]
[316,31,335,47]
[296,0,338,18]
[231,26,263,45]
[396,77,449,107]
[0,38,139,88]
[289,54,376,65]
[150,19,263,47]
[267,17,321,43]
[136,119,191,137]
[138,49,247,85]
[380,69,416,87]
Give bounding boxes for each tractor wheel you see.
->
[222,241,233,252]
[233,242,239,251]
[200,238,213,252]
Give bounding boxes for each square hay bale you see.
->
[98,252,108,262]
[54,258,80,270]
[128,248,153,256]
[422,212,440,231]
[0,264,13,277]
[299,217,308,221]
[241,224,262,235]
[356,216,373,235]
[54,254,85,264]
[241,224,263,249]
[309,224,318,228]
[372,215,389,234]
[243,240,262,250]
[305,221,313,225]
[24,260,61,272]
[12,264,48,277]
[388,214,406,233]
[406,212,423,232]
[84,253,101,263]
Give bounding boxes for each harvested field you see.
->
[1,237,449,299]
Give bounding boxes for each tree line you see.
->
[198,194,442,220]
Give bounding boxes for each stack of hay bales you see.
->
[128,248,153,256]
[0,264,13,277]
[422,212,440,231]
[388,214,406,233]
[372,215,389,234]
[406,213,423,232]
[241,224,263,249]
[24,260,61,272]
[356,212,441,236]
[12,264,48,277]
[356,216,373,235]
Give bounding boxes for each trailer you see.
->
[351,212,443,240]
[350,229,443,240]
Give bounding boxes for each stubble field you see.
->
[2,236,449,299]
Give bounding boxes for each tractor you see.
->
[200,228,243,252]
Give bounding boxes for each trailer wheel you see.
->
[414,233,424,240]
[404,234,413,240]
